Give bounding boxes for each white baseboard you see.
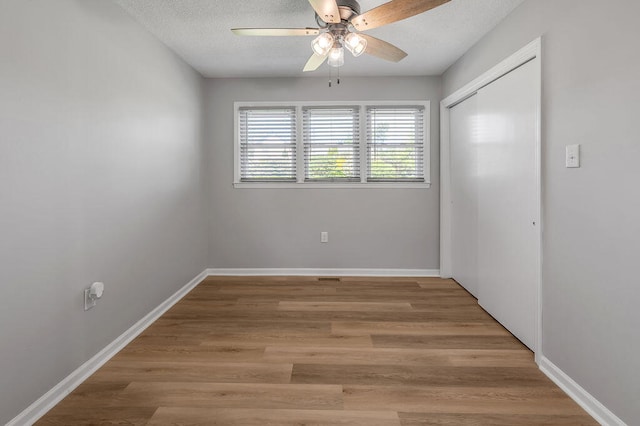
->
[7,269,209,426]
[206,268,440,277]
[539,356,626,426]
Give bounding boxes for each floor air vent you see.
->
[317,277,341,282]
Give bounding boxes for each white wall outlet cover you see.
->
[84,289,96,311]
[84,282,104,311]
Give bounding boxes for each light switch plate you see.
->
[566,144,580,168]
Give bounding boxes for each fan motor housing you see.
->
[338,0,361,20]
[316,0,361,26]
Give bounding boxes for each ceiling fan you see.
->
[231,0,451,72]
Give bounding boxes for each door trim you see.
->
[440,37,542,359]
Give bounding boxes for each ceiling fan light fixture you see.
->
[233,0,451,72]
[327,45,345,67]
[311,32,335,56]
[345,32,367,57]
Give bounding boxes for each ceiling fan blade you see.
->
[351,0,450,31]
[308,0,341,24]
[231,28,320,36]
[360,34,407,62]
[303,53,329,72]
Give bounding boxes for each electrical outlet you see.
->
[84,282,105,311]
[84,289,97,311]
[321,232,329,243]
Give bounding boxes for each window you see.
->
[367,106,426,183]
[235,101,429,188]
[303,106,360,182]
[238,107,296,182]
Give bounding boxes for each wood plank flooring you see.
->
[37,276,596,425]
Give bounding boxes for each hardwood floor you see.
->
[37,276,596,425]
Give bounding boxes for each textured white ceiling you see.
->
[113,0,524,78]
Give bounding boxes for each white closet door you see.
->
[477,60,539,350]
[450,94,479,297]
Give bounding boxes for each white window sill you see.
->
[233,182,431,189]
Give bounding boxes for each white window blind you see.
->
[366,106,426,182]
[238,107,297,182]
[234,101,430,188]
[302,106,360,182]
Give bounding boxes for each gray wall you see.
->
[205,77,441,270]
[443,1,640,423]
[0,1,207,423]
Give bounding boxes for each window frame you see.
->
[234,100,430,189]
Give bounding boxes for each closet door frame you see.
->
[440,37,542,360]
